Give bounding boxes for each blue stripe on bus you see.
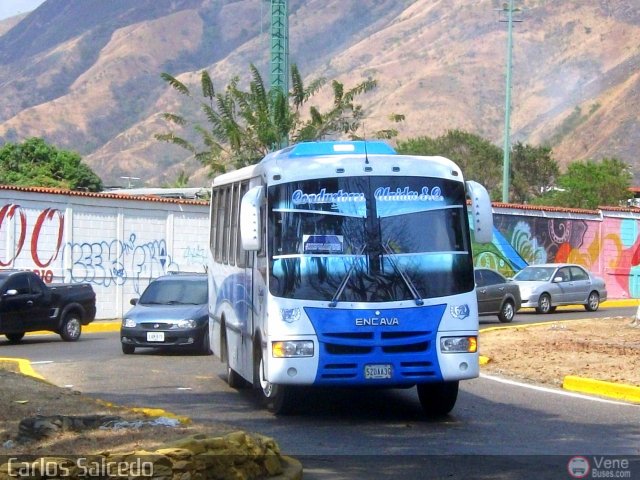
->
[215,273,252,330]
[304,305,446,386]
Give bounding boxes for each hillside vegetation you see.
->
[0,0,638,187]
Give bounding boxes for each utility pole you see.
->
[269,0,289,147]
[499,0,522,203]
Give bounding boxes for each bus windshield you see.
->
[268,176,474,302]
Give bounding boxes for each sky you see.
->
[0,0,46,21]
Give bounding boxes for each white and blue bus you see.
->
[207,141,493,415]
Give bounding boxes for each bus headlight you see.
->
[440,336,477,353]
[272,340,314,358]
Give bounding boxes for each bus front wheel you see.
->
[258,357,296,415]
[417,381,459,416]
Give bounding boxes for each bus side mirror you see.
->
[466,180,493,244]
[240,186,264,251]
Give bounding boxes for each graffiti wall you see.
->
[0,187,209,318]
[473,205,640,300]
[2,187,640,320]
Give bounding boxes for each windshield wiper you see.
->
[381,241,424,306]
[329,244,366,308]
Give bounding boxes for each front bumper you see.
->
[120,324,206,348]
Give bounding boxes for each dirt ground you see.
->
[1,315,638,455]
[480,315,640,387]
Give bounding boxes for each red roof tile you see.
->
[0,184,209,206]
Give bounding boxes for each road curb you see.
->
[563,375,640,404]
[0,357,46,380]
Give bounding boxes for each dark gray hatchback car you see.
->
[120,273,210,354]
[475,268,522,323]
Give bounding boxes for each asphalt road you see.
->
[2,305,639,479]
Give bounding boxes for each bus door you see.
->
[235,249,255,382]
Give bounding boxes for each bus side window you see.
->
[222,186,232,265]
[236,182,248,268]
[228,183,237,266]
[216,188,227,263]
[210,189,218,254]
[257,204,267,258]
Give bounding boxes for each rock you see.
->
[17,415,124,442]
[2,431,298,480]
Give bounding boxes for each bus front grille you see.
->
[316,331,439,383]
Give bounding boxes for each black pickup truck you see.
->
[0,270,96,343]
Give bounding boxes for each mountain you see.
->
[0,0,638,187]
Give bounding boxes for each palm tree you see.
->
[155,64,394,174]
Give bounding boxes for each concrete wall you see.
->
[2,187,639,320]
[0,187,209,319]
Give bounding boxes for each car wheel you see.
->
[122,343,135,354]
[535,293,552,314]
[585,291,600,312]
[6,332,25,344]
[59,313,82,341]
[417,381,459,417]
[221,327,245,389]
[498,300,515,323]
[258,356,297,415]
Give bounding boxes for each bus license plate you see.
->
[364,364,392,380]
[147,332,165,342]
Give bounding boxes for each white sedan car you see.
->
[511,263,607,314]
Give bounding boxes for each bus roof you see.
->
[284,141,396,157]
[212,140,462,187]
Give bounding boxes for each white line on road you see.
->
[480,373,637,406]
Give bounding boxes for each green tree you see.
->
[509,142,559,204]
[0,138,103,191]
[397,132,562,203]
[535,157,632,209]
[156,64,392,173]
[396,130,503,197]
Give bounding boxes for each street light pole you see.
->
[500,0,521,203]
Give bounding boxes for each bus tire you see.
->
[221,326,244,389]
[417,381,459,416]
[197,327,212,355]
[258,357,296,415]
